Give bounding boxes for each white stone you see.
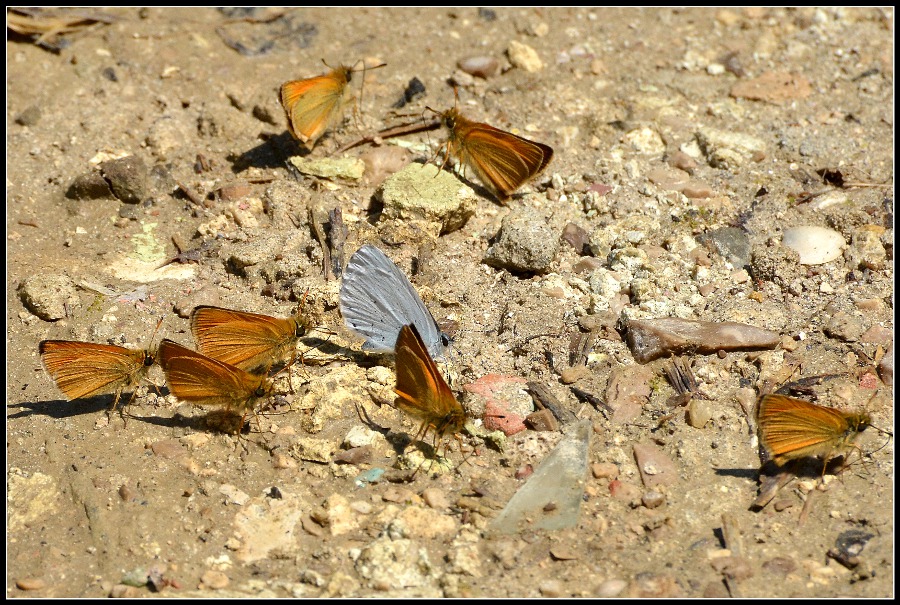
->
[782,226,846,265]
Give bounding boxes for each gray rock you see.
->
[845,225,887,271]
[484,208,560,274]
[824,310,865,342]
[698,227,751,268]
[100,155,149,204]
[15,105,42,126]
[18,274,79,321]
[66,171,113,200]
[355,536,435,590]
[695,127,766,169]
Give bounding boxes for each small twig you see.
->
[798,486,819,526]
[570,386,612,419]
[308,206,331,281]
[527,382,577,425]
[332,117,441,154]
[175,181,205,206]
[720,513,744,598]
[328,207,346,279]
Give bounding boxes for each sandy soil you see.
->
[7,7,894,598]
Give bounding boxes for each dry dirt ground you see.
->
[6,7,894,598]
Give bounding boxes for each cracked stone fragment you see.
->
[625,318,780,363]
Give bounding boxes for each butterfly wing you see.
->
[394,324,465,437]
[460,124,552,200]
[339,244,448,358]
[39,340,150,401]
[757,394,852,461]
[279,66,350,146]
[190,306,302,371]
[443,109,553,201]
[159,339,267,411]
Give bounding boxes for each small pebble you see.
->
[762,556,797,576]
[515,464,534,480]
[773,499,794,512]
[591,462,619,480]
[573,257,603,273]
[549,546,578,561]
[219,484,250,506]
[15,578,46,591]
[608,479,641,502]
[218,183,252,203]
[150,439,186,459]
[538,580,563,597]
[562,222,591,255]
[668,150,697,173]
[642,490,666,509]
[457,56,499,78]
[333,445,372,465]
[109,584,142,598]
[507,40,543,72]
[14,104,42,126]
[595,579,627,598]
[199,570,229,590]
[350,500,372,515]
[484,208,560,274]
[17,274,79,321]
[559,366,590,384]
[422,487,450,510]
[633,443,678,488]
[118,484,135,502]
[709,555,754,581]
[687,398,713,429]
[824,311,865,342]
[66,171,113,199]
[525,409,558,432]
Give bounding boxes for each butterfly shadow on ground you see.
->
[354,401,417,458]
[9,397,113,420]
[229,131,311,173]
[131,408,251,435]
[712,467,762,481]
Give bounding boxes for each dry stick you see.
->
[527,382,577,425]
[798,487,819,526]
[175,181,205,206]
[308,207,332,281]
[751,470,793,510]
[328,207,346,279]
[570,386,613,420]
[333,117,442,154]
[720,513,744,598]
